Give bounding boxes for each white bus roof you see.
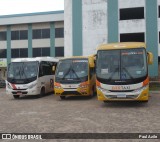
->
[11,57,59,63]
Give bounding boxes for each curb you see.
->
[149,91,160,93]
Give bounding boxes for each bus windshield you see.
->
[55,59,88,83]
[96,48,147,84]
[7,61,39,84]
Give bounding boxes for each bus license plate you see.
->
[117,94,126,98]
[17,92,22,95]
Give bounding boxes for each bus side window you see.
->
[39,63,44,77]
[52,62,57,75]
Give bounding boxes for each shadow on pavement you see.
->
[101,101,149,108]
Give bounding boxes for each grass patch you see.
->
[149,82,160,91]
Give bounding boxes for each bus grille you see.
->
[106,95,139,99]
[12,92,28,95]
[109,90,134,92]
[61,91,82,96]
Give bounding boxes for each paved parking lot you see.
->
[0,88,160,141]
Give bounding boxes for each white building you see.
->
[64,0,160,77]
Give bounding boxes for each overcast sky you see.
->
[0,0,64,16]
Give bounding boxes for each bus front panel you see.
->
[96,48,149,102]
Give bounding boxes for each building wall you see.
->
[158,0,160,57]
[64,0,73,57]
[82,0,107,55]
[0,21,64,58]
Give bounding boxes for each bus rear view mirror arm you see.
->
[147,52,153,65]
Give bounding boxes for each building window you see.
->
[55,28,64,38]
[33,28,50,39]
[20,30,28,40]
[20,48,28,57]
[42,48,50,56]
[11,48,28,58]
[120,33,145,42]
[11,49,20,58]
[33,48,41,57]
[11,30,28,40]
[55,47,64,57]
[11,31,19,40]
[42,29,50,38]
[32,29,41,39]
[0,31,6,41]
[33,47,50,57]
[120,7,144,20]
[0,49,6,58]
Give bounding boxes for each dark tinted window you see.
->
[42,47,50,56]
[33,48,41,57]
[120,33,145,42]
[20,30,28,40]
[55,28,64,38]
[120,7,144,20]
[11,49,20,58]
[32,29,41,39]
[42,29,50,38]
[20,48,28,57]
[55,47,64,57]
[0,49,6,58]
[11,31,19,40]
[159,32,160,43]
[0,31,6,41]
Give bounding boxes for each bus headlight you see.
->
[54,86,62,89]
[134,85,148,93]
[97,86,110,93]
[79,85,88,88]
[79,81,89,88]
[28,83,37,89]
[54,82,62,89]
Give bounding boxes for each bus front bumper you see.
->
[54,88,91,96]
[6,87,40,96]
[97,86,149,101]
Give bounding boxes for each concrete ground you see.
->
[0,88,160,142]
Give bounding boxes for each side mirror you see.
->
[147,52,153,65]
[52,66,55,72]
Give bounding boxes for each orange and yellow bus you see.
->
[96,42,153,102]
[54,55,96,99]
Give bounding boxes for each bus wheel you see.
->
[60,96,66,100]
[13,95,20,99]
[91,86,96,97]
[141,100,148,103]
[39,87,45,97]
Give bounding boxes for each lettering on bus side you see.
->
[50,79,54,88]
[112,86,130,90]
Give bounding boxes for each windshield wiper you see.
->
[122,67,134,80]
[62,65,72,80]
[108,67,119,81]
[71,68,82,81]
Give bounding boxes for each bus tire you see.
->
[13,95,20,99]
[141,100,148,103]
[91,86,96,97]
[39,87,45,97]
[60,96,66,100]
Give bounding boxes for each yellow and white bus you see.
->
[54,55,96,99]
[6,57,58,99]
[96,42,153,102]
